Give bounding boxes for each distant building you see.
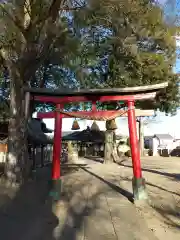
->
[144,134,175,156]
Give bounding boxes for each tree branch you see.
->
[25,0,65,34]
[0,4,26,38]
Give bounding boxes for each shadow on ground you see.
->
[0,167,58,240]
[153,205,180,230]
[118,160,180,182]
[84,156,104,163]
[61,163,88,175]
[117,160,180,233]
[55,165,134,239]
[0,162,157,240]
[0,164,131,240]
[57,182,103,240]
[80,166,133,202]
[0,165,91,240]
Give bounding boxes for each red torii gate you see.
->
[24,82,168,202]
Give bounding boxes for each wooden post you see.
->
[139,117,144,156]
[50,103,63,200]
[127,100,147,202]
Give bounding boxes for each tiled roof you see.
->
[154,134,173,140]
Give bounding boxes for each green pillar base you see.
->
[49,178,62,201]
[132,177,148,204]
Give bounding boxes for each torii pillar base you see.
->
[49,179,63,201]
[127,100,148,204]
[132,177,148,204]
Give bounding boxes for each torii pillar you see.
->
[49,103,63,200]
[127,100,147,202]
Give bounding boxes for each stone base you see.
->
[132,177,148,204]
[49,178,62,201]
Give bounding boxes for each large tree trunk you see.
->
[5,67,30,184]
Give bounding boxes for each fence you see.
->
[29,144,53,170]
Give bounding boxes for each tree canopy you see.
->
[0,0,179,115]
[72,0,179,113]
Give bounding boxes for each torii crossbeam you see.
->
[24,82,168,203]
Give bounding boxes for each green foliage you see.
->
[73,0,179,114]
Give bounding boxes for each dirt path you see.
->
[0,157,179,239]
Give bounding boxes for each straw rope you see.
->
[54,108,129,121]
